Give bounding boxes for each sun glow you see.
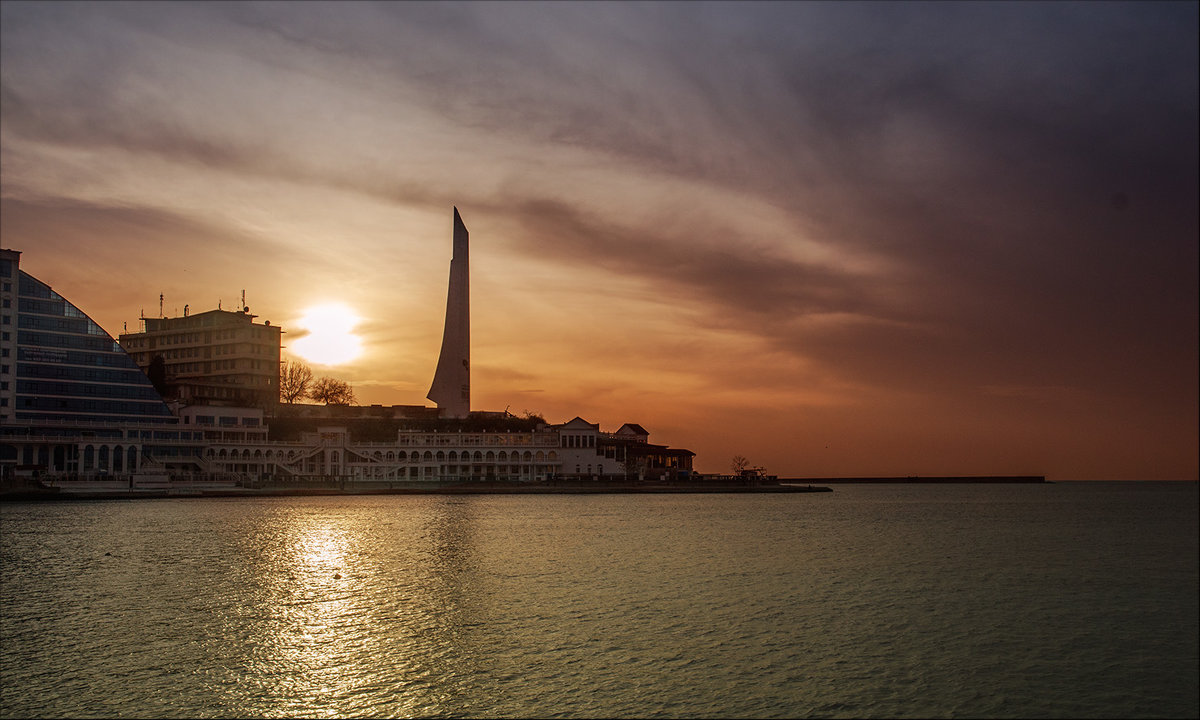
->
[289,302,364,366]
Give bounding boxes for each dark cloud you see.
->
[501,198,896,321]
[1,1,1194,476]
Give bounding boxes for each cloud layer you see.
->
[2,1,1195,479]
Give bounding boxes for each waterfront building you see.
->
[118,305,282,409]
[1,209,697,489]
[555,417,695,481]
[193,414,690,485]
[0,249,205,481]
[198,423,563,484]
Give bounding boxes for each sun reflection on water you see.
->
[207,499,492,718]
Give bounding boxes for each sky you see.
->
[2,1,1196,480]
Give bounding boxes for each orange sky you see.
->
[2,2,1196,480]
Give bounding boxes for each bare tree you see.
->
[731,455,750,475]
[279,360,313,404]
[309,376,356,405]
[621,453,646,483]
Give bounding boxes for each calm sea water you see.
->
[1,483,1196,719]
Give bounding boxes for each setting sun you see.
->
[289,302,364,366]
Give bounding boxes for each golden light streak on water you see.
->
[1,487,1196,718]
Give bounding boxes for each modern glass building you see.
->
[1,249,203,479]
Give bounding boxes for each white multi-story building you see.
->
[118,307,282,409]
[185,414,693,486]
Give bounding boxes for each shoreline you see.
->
[0,481,834,501]
[0,476,1057,502]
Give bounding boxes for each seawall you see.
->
[782,476,1047,484]
[1,481,833,501]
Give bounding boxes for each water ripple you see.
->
[2,486,1197,718]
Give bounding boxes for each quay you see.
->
[0,477,832,501]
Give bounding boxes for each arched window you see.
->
[473,451,483,462]
[99,445,110,470]
[128,446,138,471]
[536,451,544,461]
[449,451,458,462]
[523,451,532,461]
[498,451,507,462]
[112,446,124,472]
[485,451,495,461]
[84,445,95,470]
[548,451,557,461]
[436,451,445,461]
[423,451,433,461]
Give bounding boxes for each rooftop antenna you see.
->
[241,289,247,312]
[159,293,164,318]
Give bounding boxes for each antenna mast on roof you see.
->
[159,293,164,318]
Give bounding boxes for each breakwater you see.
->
[782,475,1047,483]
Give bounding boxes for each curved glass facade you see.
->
[13,271,174,423]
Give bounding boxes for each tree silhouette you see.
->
[309,376,356,405]
[146,354,170,398]
[279,360,313,404]
[731,455,750,475]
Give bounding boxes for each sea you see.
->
[1,482,1196,719]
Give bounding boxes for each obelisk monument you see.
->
[427,207,470,418]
